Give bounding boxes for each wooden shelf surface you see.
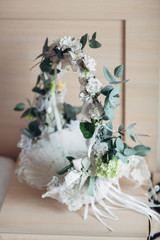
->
[0,171,148,239]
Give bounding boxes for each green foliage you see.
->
[101,85,113,96]
[42,37,49,54]
[28,120,41,137]
[40,59,51,73]
[57,164,73,175]
[57,156,75,175]
[134,145,151,157]
[115,152,128,163]
[126,123,137,142]
[63,103,82,123]
[89,32,102,48]
[114,64,124,78]
[35,37,49,60]
[124,148,135,156]
[20,128,34,139]
[116,138,124,152]
[80,121,95,139]
[80,34,88,50]
[103,66,116,83]
[66,156,75,163]
[21,107,39,118]
[118,123,124,132]
[14,103,25,111]
[32,87,47,95]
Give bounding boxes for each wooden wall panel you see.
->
[0,0,159,173]
[0,19,123,160]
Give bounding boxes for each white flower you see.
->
[79,91,93,102]
[79,70,95,80]
[86,77,102,96]
[93,142,108,156]
[88,102,104,120]
[82,55,96,72]
[35,96,49,112]
[17,135,32,148]
[58,36,75,51]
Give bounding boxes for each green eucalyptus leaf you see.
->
[64,103,81,122]
[114,64,124,78]
[118,123,124,132]
[127,123,136,130]
[103,106,115,120]
[115,152,128,163]
[20,128,34,139]
[136,134,149,137]
[43,37,49,54]
[40,59,51,72]
[134,145,151,157]
[66,156,75,162]
[36,75,41,86]
[21,108,31,118]
[101,85,113,96]
[110,79,129,85]
[32,87,47,95]
[92,32,96,40]
[106,121,113,134]
[44,79,51,87]
[124,148,135,156]
[80,34,88,50]
[116,138,124,152]
[35,53,43,60]
[57,164,73,175]
[109,85,120,100]
[28,120,41,137]
[80,121,95,139]
[126,129,137,142]
[103,66,116,83]
[89,39,102,48]
[119,131,125,136]
[14,103,25,111]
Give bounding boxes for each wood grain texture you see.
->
[0,172,148,238]
[0,0,159,174]
[0,19,123,159]
[0,233,147,240]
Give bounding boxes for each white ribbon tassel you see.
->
[83,178,160,231]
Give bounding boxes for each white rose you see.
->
[79,91,93,102]
[88,102,104,120]
[86,77,102,96]
[82,101,104,120]
[93,142,108,156]
[82,55,96,72]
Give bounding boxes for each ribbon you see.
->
[64,157,91,189]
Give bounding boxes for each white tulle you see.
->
[16,120,88,189]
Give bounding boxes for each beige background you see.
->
[0,0,160,174]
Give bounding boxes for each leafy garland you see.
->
[14,32,151,182]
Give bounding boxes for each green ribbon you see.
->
[87,176,96,196]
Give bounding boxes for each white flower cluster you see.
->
[42,35,104,122]
[93,142,108,156]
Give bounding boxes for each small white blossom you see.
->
[88,102,104,120]
[82,55,96,72]
[79,91,93,102]
[86,77,102,96]
[93,142,108,156]
[17,135,32,148]
[35,96,49,112]
[58,36,75,51]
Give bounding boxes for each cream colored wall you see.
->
[0,0,159,173]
